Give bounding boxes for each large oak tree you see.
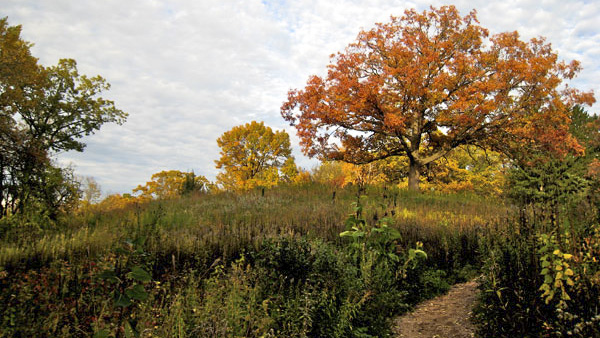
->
[281,6,595,191]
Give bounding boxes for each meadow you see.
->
[2,5,599,337]
[0,183,508,337]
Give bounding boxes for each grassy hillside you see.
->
[0,183,509,337]
[0,184,508,270]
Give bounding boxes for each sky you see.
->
[3,0,599,195]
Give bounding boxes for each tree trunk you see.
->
[408,159,421,192]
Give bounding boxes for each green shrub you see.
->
[474,219,600,338]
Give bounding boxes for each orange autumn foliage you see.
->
[281,5,595,191]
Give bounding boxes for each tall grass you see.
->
[0,183,513,337]
[0,183,509,272]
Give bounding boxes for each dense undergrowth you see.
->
[4,182,598,337]
[0,183,502,337]
[475,205,600,338]
[473,159,600,337]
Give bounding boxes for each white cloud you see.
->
[2,0,598,193]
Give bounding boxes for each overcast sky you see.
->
[3,0,599,194]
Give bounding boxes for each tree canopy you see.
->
[281,6,595,191]
[215,121,295,190]
[0,17,126,217]
[133,170,210,200]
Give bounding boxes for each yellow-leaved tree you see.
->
[95,193,139,212]
[418,146,508,195]
[312,161,388,188]
[215,121,297,190]
[133,170,210,200]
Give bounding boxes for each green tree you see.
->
[215,121,293,190]
[507,106,600,226]
[180,171,211,195]
[18,58,126,152]
[0,17,126,218]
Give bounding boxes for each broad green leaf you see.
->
[339,231,353,237]
[115,247,129,255]
[125,284,148,301]
[128,266,151,282]
[124,320,139,338]
[412,249,427,259]
[114,292,132,307]
[387,228,402,241]
[351,231,365,238]
[133,236,146,247]
[345,215,358,227]
[93,329,111,338]
[98,269,119,283]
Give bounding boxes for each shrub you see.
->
[475,219,600,337]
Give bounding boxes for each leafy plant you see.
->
[538,233,575,307]
[95,237,152,338]
[338,200,429,336]
[340,200,427,274]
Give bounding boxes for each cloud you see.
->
[3,0,598,193]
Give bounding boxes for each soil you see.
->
[393,280,479,338]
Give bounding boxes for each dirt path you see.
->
[393,280,479,338]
